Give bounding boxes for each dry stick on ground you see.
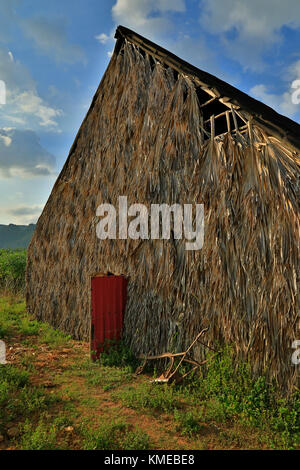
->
[136,327,219,384]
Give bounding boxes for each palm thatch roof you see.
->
[26,26,300,391]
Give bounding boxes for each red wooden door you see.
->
[91,275,128,361]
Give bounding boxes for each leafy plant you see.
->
[100,339,138,372]
[174,409,203,437]
[38,323,71,347]
[21,418,58,450]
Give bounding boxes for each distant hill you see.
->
[0,224,36,249]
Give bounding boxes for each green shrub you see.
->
[100,339,138,372]
[174,409,204,437]
[0,297,27,339]
[19,318,40,336]
[0,364,29,388]
[242,376,274,424]
[182,346,300,447]
[0,249,27,293]
[39,323,71,347]
[120,429,151,450]
[18,386,60,415]
[21,418,58,450]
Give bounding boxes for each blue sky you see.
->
[1,0,300,224]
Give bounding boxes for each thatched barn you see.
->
[26,26,300,389]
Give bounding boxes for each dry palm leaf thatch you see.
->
[26,32,300,391]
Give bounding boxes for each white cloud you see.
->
[96,1,193,74]
[111,0,186,38]
[97,0,228,83]
[288,60,300,81]
[10,91,63,128]
[4,204,43,224]
[8,205,43,216]
[0,46,62,131]
[199,0,300,70]
[98,0,221,75]
[113,0,185,18]
[200,0,300,38]
[0,134,12,147]
[0,128,56,178]
[250,84,299,118]
[95,33,111,44]
[249,54,300,120]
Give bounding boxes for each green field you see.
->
[0,249,27,294]
[0,249,299,450]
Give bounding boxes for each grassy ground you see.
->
[0,294,299,450]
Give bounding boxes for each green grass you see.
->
[20,414,73,450]
[0,295,70,439]
[0,363,29,387]
[0,296,71,347]
[174,409,204,437]
[80,419,151,450]
[175,347,300,448]
[83,336,300,449]
[0,364,60,434]
[113,381,183,414]
[0,297,27,338]
[38,324,71,347]
[0,285,299,450]
[21,419,59,450]
[110,346,300,448]
[72,358,133,391]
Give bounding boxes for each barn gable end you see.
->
[26,26,300,389]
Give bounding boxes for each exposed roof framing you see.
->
[115,25,300,154]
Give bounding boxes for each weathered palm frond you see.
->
[26,39,300,391]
